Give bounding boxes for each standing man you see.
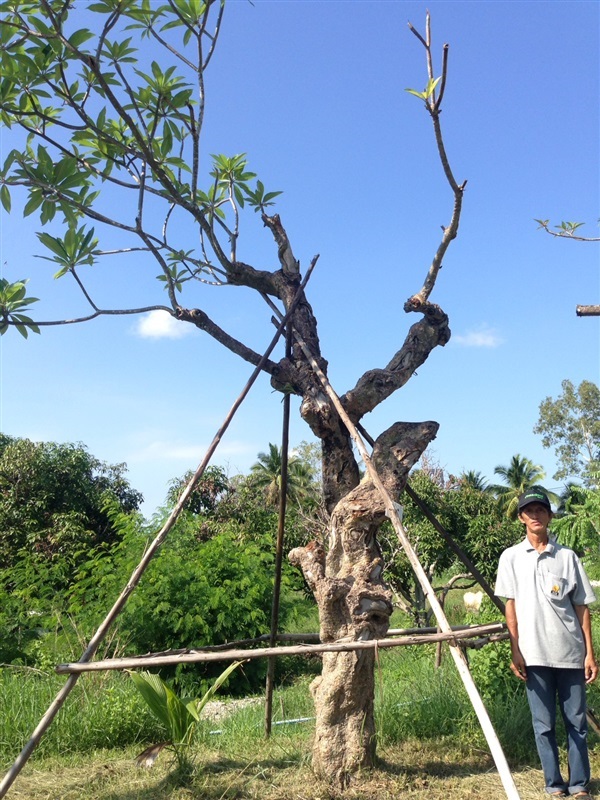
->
[495,486,598,798]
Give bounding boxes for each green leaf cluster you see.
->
[37,225,98,277]
[405,76,441,102]
[557,220,585,235]
[0,0,282,315]
[0,278,39,337]
[129,659,242,770]
[2,148,98,226]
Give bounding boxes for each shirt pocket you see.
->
[545,572,567,601]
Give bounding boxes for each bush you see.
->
[468,639,520,702]
[100,523,297,693]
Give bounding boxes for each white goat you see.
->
[463,590,483,613]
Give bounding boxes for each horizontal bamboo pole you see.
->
[56,622,505,674]
[130,623,496,657]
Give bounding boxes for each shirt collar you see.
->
[522,535,556,555]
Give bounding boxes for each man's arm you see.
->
[575,604,598,684]
[505,598,527,681]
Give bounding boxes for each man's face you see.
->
[518,502,552,535]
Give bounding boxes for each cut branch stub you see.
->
[262,213,300,277]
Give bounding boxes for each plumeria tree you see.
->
[0,1,464,784]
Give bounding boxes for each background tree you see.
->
[489,454,556,519]
[0,435,142,664]
[163,449,323,554]
[0,4,463,783]
[534,379,600,485]
[166,465,231,516]
[249,442,316,506]
[0,434,142,571]
[459,470,492,493]
[551,481,600,565]
[379,463,520,625]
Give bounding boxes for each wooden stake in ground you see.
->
[265,323,293,736]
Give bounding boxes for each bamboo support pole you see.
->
[0,264,318,800]
[122,623,503,656]
[402,482,504,613]
[56,623,506,673]
[290,328,521,800]
[358,422,505,615]
[357,423,504,615]
[265,324,292,736]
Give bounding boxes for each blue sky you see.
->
[1,0,599,516]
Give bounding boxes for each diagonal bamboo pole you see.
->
[289,327,521,800]
[0,261,318,800]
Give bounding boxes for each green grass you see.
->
[0,669,164,762]
[4,603,600,797]
[0,639,546,768]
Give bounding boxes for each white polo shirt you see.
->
[495,537,596,669]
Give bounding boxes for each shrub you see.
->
[103,523,295,693]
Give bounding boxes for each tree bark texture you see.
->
[289,421,438,785]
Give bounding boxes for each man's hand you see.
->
[575,606,597,684]
[584,654,598,684]
[510,648,527,681]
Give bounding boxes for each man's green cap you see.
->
[517,487,551,512]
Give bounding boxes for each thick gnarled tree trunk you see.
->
[290,421,438,784]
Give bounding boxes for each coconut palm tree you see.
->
[459,470,492,492]
[490,454,559,519]
[250,443,316,506]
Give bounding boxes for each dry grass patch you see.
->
[7,739,600,800]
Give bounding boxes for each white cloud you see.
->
[453,326,503,348]
[134,310,192,339]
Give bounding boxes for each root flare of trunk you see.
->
[310,650,377,786]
